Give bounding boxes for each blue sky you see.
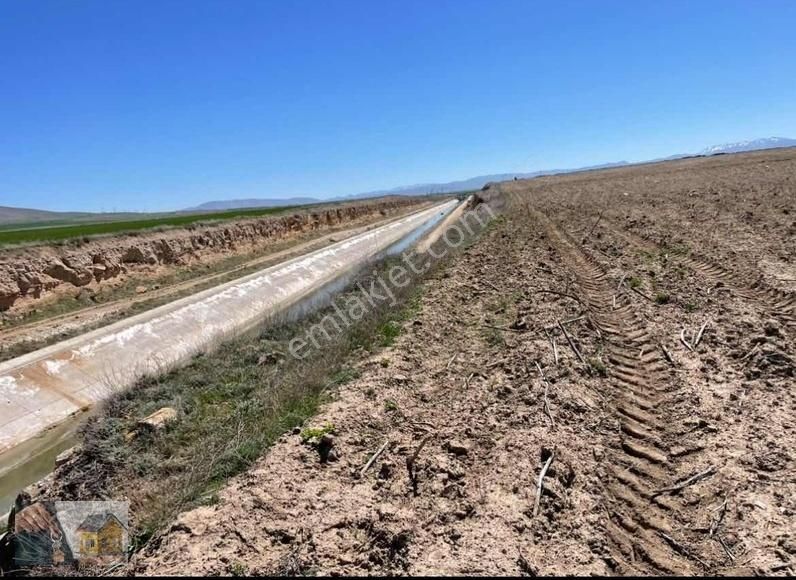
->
[1,0,794,212]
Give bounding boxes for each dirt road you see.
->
[138,149,794,576]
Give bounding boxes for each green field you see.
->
[0,205,307,246]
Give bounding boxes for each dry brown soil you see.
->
[131,149,793,575]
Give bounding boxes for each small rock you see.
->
[764,319,781,337]
[135,285,148,294]
[337,554,354,565]
[75,287,96,302]
[258,351,284,366]
[376,502,397,520]
[445,465,465,480]
[292,426,301,435]
[393,374,409,382]
[54,446,77,468]
[446,440,470,456]
[319,433,335,463]
[778,535,796,555]
[378,461,394,480]
[442,484,462,499]
[137,407,178,432]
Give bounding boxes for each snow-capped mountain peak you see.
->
[700,137,796,155]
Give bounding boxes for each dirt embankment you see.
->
[0,198,424,313]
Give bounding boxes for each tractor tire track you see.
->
[599,218,795,330]
[534,209,698,575]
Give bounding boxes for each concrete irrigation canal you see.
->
[0,199,459,509]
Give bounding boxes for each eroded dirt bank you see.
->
[0,197,425,314]
[137,150,793,576]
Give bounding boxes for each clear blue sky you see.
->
[1,0,794,212]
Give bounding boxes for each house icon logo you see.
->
[12,500,129,569]
[76,512,126,557]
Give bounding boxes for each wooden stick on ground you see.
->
[582,209,605,244]
[629,285,655,302]
[679,328,694,352]
[534,362,555,428]
[552,336,559,366]
[533,453,555,516]
[406,436,431,495]
[741,343,760,362]
[484,279,501,293]
[659,343,675,365]
[561,315,586,325]
[557,320,586,365]
[694,319,710,348]
[360,439,390,478]
[716,534,736,562]
[445,352,458,370]
[652,465,717,497]
[617,273,653,301]
[660,532,709,568]
[707,495,735,561]
[486,357,508,369]
[543,328,559,365]
[517,550,536,576]
[709,497,729,537]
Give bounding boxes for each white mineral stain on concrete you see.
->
[0,376,19,395]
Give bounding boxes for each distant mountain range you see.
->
[0,206,149,226]
[0,206,81,224]
[698,137,796,155]
[186,197,318,211]
[346,161,633,199]
[2,137,794,223]
[190,137,796,210]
